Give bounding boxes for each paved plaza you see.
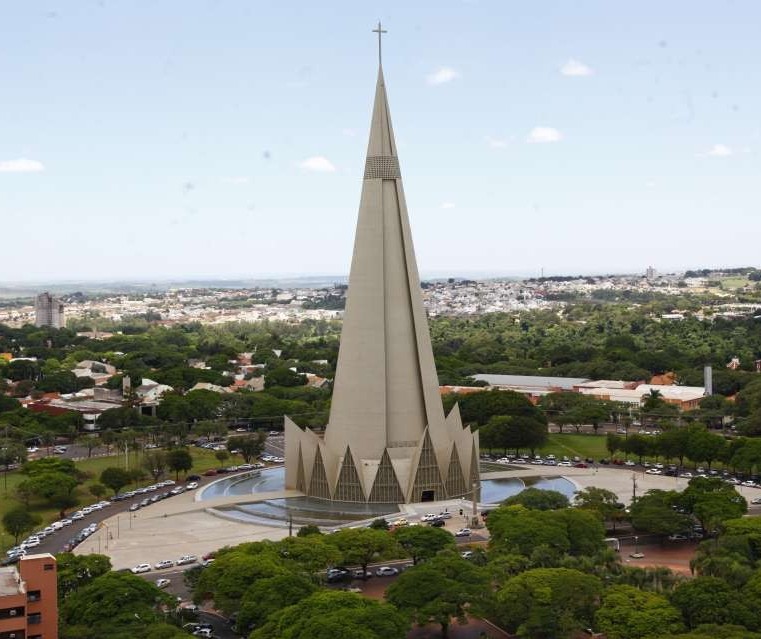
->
[75,466,761,570]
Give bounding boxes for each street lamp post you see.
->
[634,535,639,554]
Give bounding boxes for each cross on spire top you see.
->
[372,21,387,65]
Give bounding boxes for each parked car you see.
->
[375,566,399,577]
[177,555,198,565]
[455,528,472,537]
[326,567,351,583]
[156,578,171,589]
[155,559,174,570]
[429,519,445,528]
[668,533,688,541]
[131,563,151,574]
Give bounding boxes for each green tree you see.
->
[574,486,624,532]
[451,389,545,428]
[503,487,569,511]
[629,490,692,536]
[0,441,26,493]
[89,483,107,500]
[75,435,100,459]
[59,571,178,637]
[2,506,41,544]
[686,426,727,469]
[658,428,690,466]
[215,449,230,465]
[595,585,685,639]
[252,590,408,639]
[368,518,390,530]
[196,548,287,614]
[671,577,753,630]
[56,552,112,599]
[678,477,747,532]
[237,573,318,634]
[493,567,602,639]
[386,552,488,638]
[265,367,307,388]
[99,466,132,495]
[166,447,193,480]
[326,528,397,580]
[488,505,569,556]
[228,432,267,463]
[142,450,168,481]
[28,471,79,515]
[393,525,456,565]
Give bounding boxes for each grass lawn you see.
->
[720,276,750,290]
[484,433,608,461]
[0,447,238,552]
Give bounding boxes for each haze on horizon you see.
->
[2,1,759,282]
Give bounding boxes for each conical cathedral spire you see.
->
[284,36,478,504]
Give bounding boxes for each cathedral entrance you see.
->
[421,490,435,502]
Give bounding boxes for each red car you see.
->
[574,462,588,468]
[203,469,218,476]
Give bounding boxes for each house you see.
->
[189,382,231,394]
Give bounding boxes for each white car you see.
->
[455,528,472,537]
[186,482,199,490]
[557,461,572,467]
[375,566,399,577]
[71,511,85,520]
[156,578,172,589]
[624,460,636,466]
[131,563,151,574]
[154,559,174,570]
[751,497,761,505]
[176,555,198,566]
[420,513,438,522]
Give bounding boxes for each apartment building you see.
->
[0,554,58,639]
[34,293,65,329]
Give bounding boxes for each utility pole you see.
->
[632,473,637,501]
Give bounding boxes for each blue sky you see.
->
[1,1,760,282]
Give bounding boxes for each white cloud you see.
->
[440,202,456,209]
[704,144,733,157]
[526,127,563,144]
[0,158,45,173]
[426,67,461,86]
[485,136,508,149]
[298,156,336,172]
[221,176,251,184]
[560,59,593,77]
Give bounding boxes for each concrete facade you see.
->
[285,63,478,504]
[34,293,65,329]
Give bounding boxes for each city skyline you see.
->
[2,1,760,281]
